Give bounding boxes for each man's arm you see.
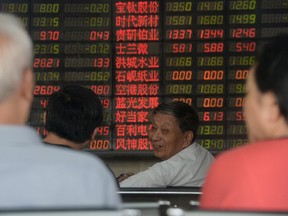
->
[120,162,168,187]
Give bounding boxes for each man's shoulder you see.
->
[193,142,214,154]
[177,142,214,159]
[38,144,106,170]
[211,138,288,172]
[213,143,251,167]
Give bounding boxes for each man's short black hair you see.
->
[255,34,288,121]
[153,101,199,142]
[45,85,103,143]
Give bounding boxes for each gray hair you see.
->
[153,101,200,143]
[0,13,33,102]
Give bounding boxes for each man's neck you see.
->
[43,132,83,150]
[251,118,288,143]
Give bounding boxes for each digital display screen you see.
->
[1,0,288,154]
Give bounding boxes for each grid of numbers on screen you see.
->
[1,0,288,154]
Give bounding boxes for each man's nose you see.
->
[150,129,161,141]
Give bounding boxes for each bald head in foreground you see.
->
[0,13,120,208]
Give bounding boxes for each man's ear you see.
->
[91,127,98,140]
[43,111,47,125]
[183,131,193,148]
[20,68,34,103]
[81,128,98,149]
[261,92,280,122]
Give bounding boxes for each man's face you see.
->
[244,68,266,142]
[148,112,187,160]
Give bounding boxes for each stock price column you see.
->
[163,0,226,153]
[31,0,62,135]
[226,0,258,148]
[62,0,112,151]
[195,0,226,153]
[113,1,160,151]
[164,0,194,104]
[226,0,288,149]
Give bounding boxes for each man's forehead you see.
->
[152,113,179,127]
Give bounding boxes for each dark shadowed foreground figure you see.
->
[0,13,120,208]
[200,34,288,212]
[120,101,214,187]
[43,85,118,184]
[43,85,103,150]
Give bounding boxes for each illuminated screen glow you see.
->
[1,0,287,154]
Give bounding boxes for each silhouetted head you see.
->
[45,85,103,143]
